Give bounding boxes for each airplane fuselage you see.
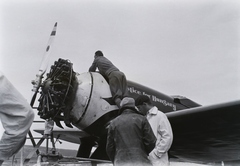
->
[71,72,200,136]
[36,58,201,160]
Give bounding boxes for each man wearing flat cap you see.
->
[106,97,156,166]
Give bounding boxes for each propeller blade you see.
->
[31,22,58,107]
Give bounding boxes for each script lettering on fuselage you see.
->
[128,86,176,111]
[152,95,176,111]
[128,86,142,95]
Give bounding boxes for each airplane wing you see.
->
[34,100,240,164]
[167,100,240,163]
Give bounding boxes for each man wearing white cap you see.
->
[106,97,156,166]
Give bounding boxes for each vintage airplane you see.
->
[32,58,240,165]
[29,23,240,165]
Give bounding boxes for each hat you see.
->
[95,50,103,57]
[120,97,135,108]
[135,95,151,106]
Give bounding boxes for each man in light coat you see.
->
[0,71,34,165]
[135,95,173,166]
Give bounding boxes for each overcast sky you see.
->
[0,0,239,164]
[0,0,240,107]
[1,0,240,106]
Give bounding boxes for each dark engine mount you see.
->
[37,58,78,128]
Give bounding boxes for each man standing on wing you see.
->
[89,50,128,108]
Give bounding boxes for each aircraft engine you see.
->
[37,58,119,136]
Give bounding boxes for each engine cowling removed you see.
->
[37,58,78,128]
[37,58,119,134]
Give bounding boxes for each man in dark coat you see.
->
[106,97,156,166]
[89,50,128,108]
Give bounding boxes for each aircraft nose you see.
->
[71,72,118,131]
[36,58,118,132]
[36,58,78,128]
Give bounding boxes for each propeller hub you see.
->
[42,79,53,93]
